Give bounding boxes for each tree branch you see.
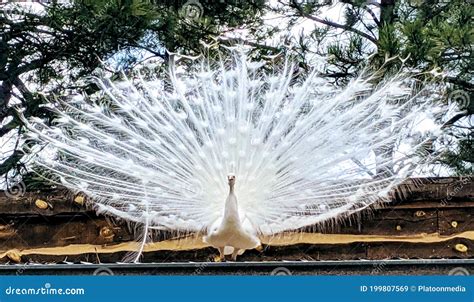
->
[446,77,474,91]
[217,37,281,53]
[291,3,378,44]
[442,110,470,129]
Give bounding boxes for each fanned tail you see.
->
[21,51,447,259]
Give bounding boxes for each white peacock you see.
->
[24,53,443,261]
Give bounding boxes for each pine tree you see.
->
[0,0,265,183]
[268,0,473,174]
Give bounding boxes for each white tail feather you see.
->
[23,53,444,260]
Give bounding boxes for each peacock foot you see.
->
[213,255,224,262]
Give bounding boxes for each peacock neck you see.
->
[223,184,240,223]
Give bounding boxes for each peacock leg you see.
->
[214,247,225,262]
[231,249,240,261]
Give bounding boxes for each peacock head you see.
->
[227,174,236,186]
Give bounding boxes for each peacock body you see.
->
[24,54,442,261]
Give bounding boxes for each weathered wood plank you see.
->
[359,209,438,235]
[1,229,473,262]
[0,188,88,215]
[366,239,473,259]
[1,177,472,216]
[1,207,472,251]
[1,236,472,264]
[390,177,473,203]
[0,177,472,264]
[438,208,474,236]
[0,215,133,250]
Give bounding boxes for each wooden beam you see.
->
[0,177,472,263]
[0,232,472,263]
[0,177,472,216]
[0,188,88,216]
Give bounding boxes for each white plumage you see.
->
[203,174,260,260]
[24,53,442,261]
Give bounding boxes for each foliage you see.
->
[0,0,472,183]
[267,0,473,174]
[0,0,265,184]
